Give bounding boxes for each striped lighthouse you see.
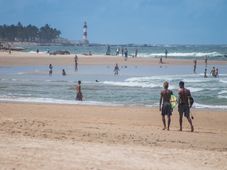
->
[82,21,89,44]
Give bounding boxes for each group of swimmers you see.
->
[192,56,220,78]
[48,64,67,76]
[160,81,194,132]
[48,55,79,76]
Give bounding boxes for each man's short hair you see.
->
[163,81,169,89]
[179,81,184,87]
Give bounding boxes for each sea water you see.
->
[25,44,227,60]
[0,63,227,109]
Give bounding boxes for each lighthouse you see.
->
[82,21,89,44]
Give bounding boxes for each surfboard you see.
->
[170,95,177,109]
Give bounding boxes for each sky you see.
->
[0,0,226,44]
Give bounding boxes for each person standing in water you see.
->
[135,48,138,57]
[49,64,53,76]
[193,59,197,73]
[178,81,194,132]
[215,68,219,77]
[62,69,66,76]
[205,56,208,68]
[210,67,216,77]
[114,63,120,75]
[76,80,83,101]
[165,49,168,58]
[124,48,128,61]
[74,55,78,71]
[159,81,173,130]
[204,68,208,78]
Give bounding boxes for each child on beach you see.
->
[159,81,173,130]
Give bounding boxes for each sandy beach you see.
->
[1,51,227,66]
[0,103,227,170]
[0,51,227,169]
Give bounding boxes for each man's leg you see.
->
[167,115,171,130]
[187,117,194,132]
[179,112,183,131]
[162,115,166,130]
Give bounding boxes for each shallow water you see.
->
[0,63,227,109]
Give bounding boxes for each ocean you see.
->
[0,44,227,109]
[25,44,227,60]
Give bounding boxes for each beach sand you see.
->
[1,51,227,66]
[0,51,227,169]
[0,103,227,170]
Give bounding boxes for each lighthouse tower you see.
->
[82,21,89,44]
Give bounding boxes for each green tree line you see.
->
[0,22,61,42]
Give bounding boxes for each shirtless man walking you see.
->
[178,81,194,132]
[159,81,173,130]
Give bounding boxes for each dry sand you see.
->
[0,103,227,170]
[1,51,227,66]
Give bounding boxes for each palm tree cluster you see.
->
[0,22,61,42]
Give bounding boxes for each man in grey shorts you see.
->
[178,81,194,132]
[159,81,173,130]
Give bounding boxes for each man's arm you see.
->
[187,90,192,108]
[159,93,162,111]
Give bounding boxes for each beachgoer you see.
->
[193,59,197,73]
[204,68,208,78]
[76,80,83,101]
[36,49,39,53]
[165,49,168,58]
[159,81,173,130]
[160,57,163,64]
[121,47,124,56]
[210,67,216,77]
[62,69,66,76]
[116,48,120,56]
[74,55,78,71]
[114,63,120,75]
[135,48,138,57]
[178,81,194,132]
[49,64,53,75]
[124,48,128,61]
[106,45,111,55]
[205,56,208,68]
[215,68,219,78]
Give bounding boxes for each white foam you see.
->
[102,81,158,88]
[29,51,48,54]
[220,79,227,84]
[218,95,227,99]
[139,52,223,58]
[187,87,204,92]
[183,78,211,83]
[218,90,227,95]
[194,102,227,109]
[0,96,122,107]
[17,72,26,75]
